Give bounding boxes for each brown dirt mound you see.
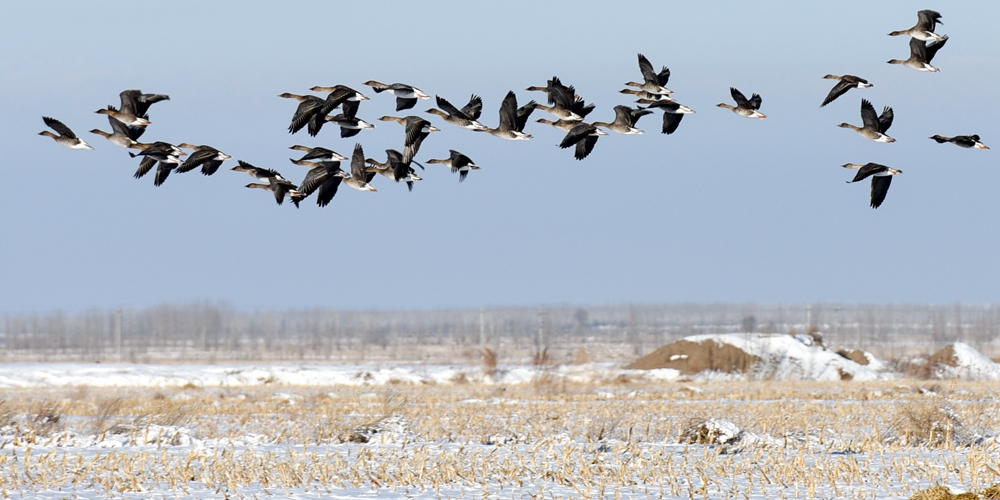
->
[837,349,870,365]
[981,484,1000,499]
[928,344,960,368]
[625,339,760,374]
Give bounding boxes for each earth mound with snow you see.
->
[625,332,891,381]
[927,342,1000,381]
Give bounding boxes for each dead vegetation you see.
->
[0,381,996,496]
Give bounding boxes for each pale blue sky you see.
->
[2,1,999,313]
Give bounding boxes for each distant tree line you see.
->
[1,302,997,363]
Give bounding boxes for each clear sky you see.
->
[2,1,999,314]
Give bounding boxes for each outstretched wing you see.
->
[662,113,684,134]
[870,176,893,209]
[859,99,879,130]
[461,94,483,120]
[878,106,894,133]
[821,80,854,107]
[43,117,76,138]
[730,87,750,108]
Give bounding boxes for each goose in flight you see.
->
[820,75,873,107]
[425,94,488,131]
[843,163,902,209]
[625,54,673,95]
[888,36,948,72]
[638,100,695,135]
[929,134,989,149]
[427,150,480,182]
[378,115,440,164]
[363,80,429,111]
[366,149,422,191]
[591,105,652,135]
[888,10,945,41]
[838,99,894,142]
[478,91,534,140]
[559,122,607,160]
[39,117,93,150]
[717,87,765,118]
[288,145,348,163]
[175,144,232,175]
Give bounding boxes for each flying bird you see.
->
[39,117,93,150]
[175,144,232,175]
[427,150,480,182]
[717,87,765,118]
[929,134,989,149]
[426,94,488,131]
[363,80,429,111]
[888,36,948,72]
[820,75,873,107]
[625,54,673,95]
[837,99,894,143]
[378,115,440,164]
[559,122,607,160]
[888,9,945,41]
[843,163,902,209]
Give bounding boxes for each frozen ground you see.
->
[0,336,997,499]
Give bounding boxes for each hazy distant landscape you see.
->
[3,302,998,364]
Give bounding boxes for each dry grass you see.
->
[0,380,997,496]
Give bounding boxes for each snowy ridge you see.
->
[935,342,1000,380]
[678,332,891,381]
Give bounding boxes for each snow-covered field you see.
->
[1,335,999,499]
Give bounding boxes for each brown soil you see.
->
[837,349,870,365]
[927,344,960,368]
[625,339,761,374]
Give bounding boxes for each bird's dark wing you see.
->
[821,80,855,107]
[351,143,366,178]
[176,148,215,174]
[925,36,948,63]
[878,106,894,133]
[340,126,361,138]
[571,98,595,119]
[730,87,750,108]
[908,37,928,61]
[201,160,223,176]
[575,135,599,160]
[656,66,670,86]
[916,9,942,31]
[461,94,483,120]
[637,54,658,84]
[341,99,360,119]
[288,97,324,134]
[859,99,879,130]
[850,163,888,183]
[134,156,156,179]
[435,95,466,118]
[870,176,893,209]
[748,93,762,110]
[43,117,76,138]
[298,167,331,197]
[315,176,344,207]
[119,90,140,115]
[559,124,594,149]
[396,97,418,111]
[498,91,517,130]
[153,162,175,187]
[514,100,537,132]
[662,113,684,134]
[403,119,431,164]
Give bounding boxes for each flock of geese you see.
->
[38,9,986,209]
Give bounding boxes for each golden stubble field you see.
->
[0,379,998,499]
